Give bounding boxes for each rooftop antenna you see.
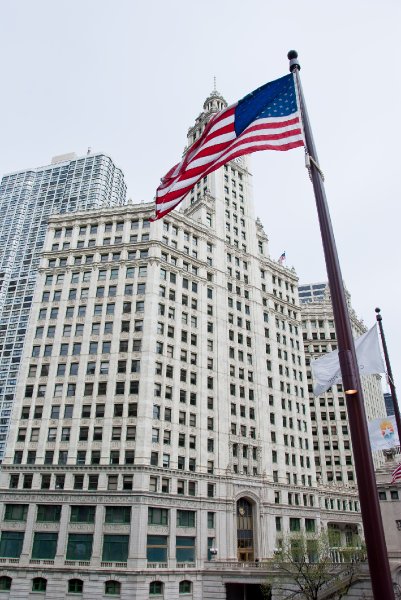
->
[213,76,217,92]
[87,146,91,155]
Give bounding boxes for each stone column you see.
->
[19,503,36,566]
[55,503,69,565]
[91,503,104,567]
[168,508,177,568]
[129,501,148,568]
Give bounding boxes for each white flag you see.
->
[311,325,385,396]
[368,415,399,451]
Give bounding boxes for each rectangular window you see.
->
[32,532,58,559]
[4,504,28,522]
[105,506,131,524]
[70,506,96,523]
[66,534,93,560]
[148,507,168,525]
[0,531,24,558]
[305,518,316,533]
[102,534,129,562]
[37,505,61,522]
[176,536,195,562]
[290,518,301,532]
[177,510,195,527]
[147,535,168,562]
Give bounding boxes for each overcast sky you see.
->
[1,0,400,400]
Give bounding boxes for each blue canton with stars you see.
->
[234,74,298,137]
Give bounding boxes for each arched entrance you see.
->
[236,498,254,561]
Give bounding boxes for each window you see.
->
[0,531,24,557]
[290,518,301,532]
[102,535,129,562]
[148,507,168,525]
[177,510,195,527]
[73,475,84,490]
[149,581,164,595]
[147,535,167,562]
[305,518,316,532]
[105,580,121,596]
[179,580,192,594]
[32,578,47,592]
[108,475,119,490]
[0,577,11,591]
[37,505,61,522]
[70,506,96,523]
[68,579,83,594]
[54,475,65,490]
[105,506,131,524]
[32,532,58,559]
[176,536,195,562]
[66,534,93,560]
[4,504,28,521]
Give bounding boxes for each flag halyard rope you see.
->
[305,151,325,181]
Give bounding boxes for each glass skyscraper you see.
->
[0,152,126,457]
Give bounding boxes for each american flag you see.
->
[391,462,401,484]
[278,251,286,264]
[152,73,304,220]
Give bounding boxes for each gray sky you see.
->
[1,0,400,399]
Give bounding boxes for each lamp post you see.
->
[375,307,401,443]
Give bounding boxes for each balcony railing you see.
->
[205,560,271,570]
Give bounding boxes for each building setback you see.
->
[0,91,366,599]
[0,153,127,458]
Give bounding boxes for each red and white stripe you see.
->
[391,462,401,484]
[153,104,304,220]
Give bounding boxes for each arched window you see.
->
[32,577,47,592]
[179,580,192,594]
[68,578,83,594]
[236,497,255,562]
[0,576,11,591]
[149,580,164,595]
[105,580,121,595]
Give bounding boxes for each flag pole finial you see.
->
[287,50,300,72]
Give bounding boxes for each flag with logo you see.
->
[311,325,385,396]
[152,73,304,220]
[368,415,399,451]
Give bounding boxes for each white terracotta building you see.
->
[0,92,365,599]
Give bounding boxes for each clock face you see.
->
[239,506,245,516]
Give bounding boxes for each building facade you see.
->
[0,153,126,458]
[0,90,365,599]
[384,393,395,417]
[300,284,386,483]
[376,459,401,580]
[298,282,327,304]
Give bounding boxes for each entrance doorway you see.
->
[226,583,268,599]
[236,498,254,561]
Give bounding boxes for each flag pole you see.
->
[287,51,395,600]
[375,307,401,443]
